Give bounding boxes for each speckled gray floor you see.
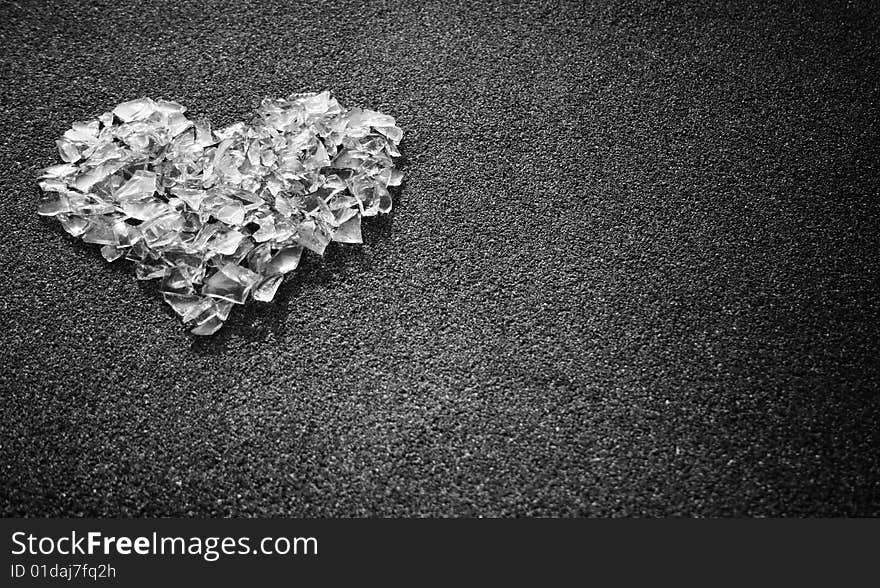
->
[1,0,878,516]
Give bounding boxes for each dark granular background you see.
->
[1,0,878,516]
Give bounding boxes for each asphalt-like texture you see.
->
[1,0,879,517]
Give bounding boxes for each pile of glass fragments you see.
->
[37,92,403,335]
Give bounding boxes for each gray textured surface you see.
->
[1,0,879,516]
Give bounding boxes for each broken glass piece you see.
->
[172,187,206,210]
[82,219,117,245]
[58,215,89,236]
[375,125,404,144]
[135,260,167,280]
[245,242,273,273]
[186,297,232,336]
[40,163,77,179]
[115,170,157,200]
[190,316,224,336]
[296,219,331,255]
[333,206,358,226]
[214,300,234,321]
[163,292,203,316]
[180,295,215,323]
[37,91,404,334]
[64,120,100,143]
[212,200,245,226]
[37,193,71,216]
[250,216,274,242]
[100,245,124,262]
[112,98,157,122]
[210,230,245,256]
[332,214,362,244]
[377,185,393,214]
[121,199,169,221]
[56,139,81,162]
[252,274,284,302]
[160,266,193,295]
[266,246,302,275]
[202,263,259,304]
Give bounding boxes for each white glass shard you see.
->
[56,139,81,162]
[59,215,89,236]
[212,200,245,226]
[64,120,100,143]
[115,170,157,200]
[296,219,331,255]
[252,274,283,302]
[37,193,71,216]
[252,216,276,242]
[209,230,245,256]
[163,292,203,317]
[172,187,206,211]
[112,98,156,122]
[181,296,215,322]
[332,214,362,244]
[375,125,403,143]
[82,219,117,245]
[202,263,259,304]
[190,316,224,336]
[194,119,215,147]
[266,246,303,275]
[121,199,170,221]
[40,163,77,179]
[100,245,124,262]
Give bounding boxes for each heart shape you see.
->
[37,92,403,335]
